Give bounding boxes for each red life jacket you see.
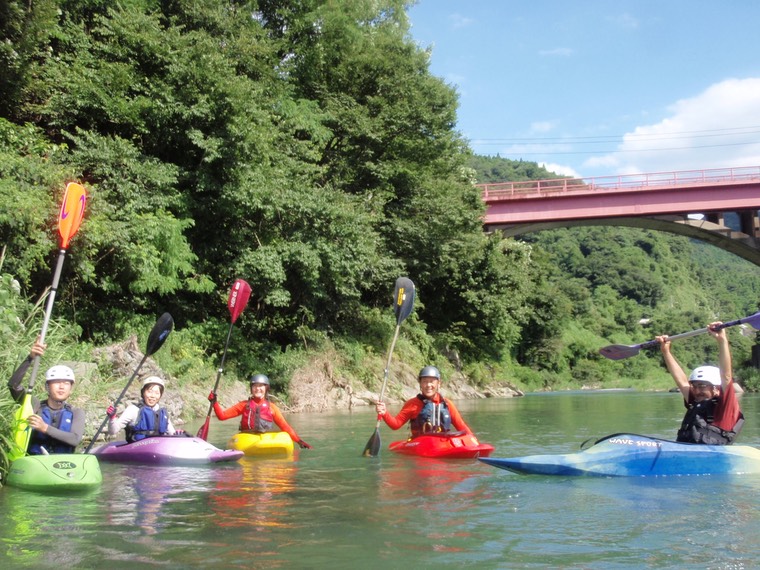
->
[241,398,275,433]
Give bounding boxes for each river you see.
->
[2,391,760,569]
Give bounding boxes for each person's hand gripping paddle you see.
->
[9,183,86,461]
[197,279,252,441]
[362,277,416,457]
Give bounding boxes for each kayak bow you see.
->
[91,435,243,465]
[227,432,295,457]
[389,432,495,459]
[6,454,102,493]
[480,433,760,477]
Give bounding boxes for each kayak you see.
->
[6,454,103,493]
[479,433,760,477]
[227,431,294,457]
[389,432,495,459]
[91,435,243,465]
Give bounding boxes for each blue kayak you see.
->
[479,433,760,477]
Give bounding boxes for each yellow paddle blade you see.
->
[8,395,34,461]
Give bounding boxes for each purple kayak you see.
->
[91,435,243,465]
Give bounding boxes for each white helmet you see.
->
[45,365,75,384]
[689,366,722,386]
[141,376,165,392]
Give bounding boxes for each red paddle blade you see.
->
[58,182,87,248]
[196,418,210,440]
[228,279,252,324]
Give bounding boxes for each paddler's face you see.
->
[690,381,717,402]
[46,380,73,402]
[142,384,163,407]
[251,383,267,399]
[418,376,440,398]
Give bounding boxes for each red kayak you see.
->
[389,432,494,459]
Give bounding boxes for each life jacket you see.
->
[28,401,75,454]
[676,397,744,445]
[240,398,275,433]
[126,403,170,442]
[410,395,453,436]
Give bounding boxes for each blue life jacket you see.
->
[410,395,453,435]
[677,397,744,445]
[28,402,75,454]
[126,404,170,442]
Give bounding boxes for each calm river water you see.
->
[3,391,760,569]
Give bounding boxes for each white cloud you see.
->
[530,121,556,133]
[608,13,639,29]
[538,47,574,57]
[448,13,474,29]
[586,78,760,175]
[540,162,581,178]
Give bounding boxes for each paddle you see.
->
[362,277,416,457]
[599,311,760,360]
[9,182,87,462]
[85,312,174,453]
[196,279,252,440]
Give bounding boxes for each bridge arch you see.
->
[488,215,760,266]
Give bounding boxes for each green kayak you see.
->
[6,454,102,493]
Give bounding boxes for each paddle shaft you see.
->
[373,322,403,429]
[600,312,760,360]
[197,321,234,438]
[26,249,67,391]
[84,353,149,453]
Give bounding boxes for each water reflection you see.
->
[209,457,297,530]
[2,486,101,568]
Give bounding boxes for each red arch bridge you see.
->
[478,166,760,266]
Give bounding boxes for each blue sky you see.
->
[407,1,760,179]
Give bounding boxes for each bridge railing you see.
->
[478,166,760,200]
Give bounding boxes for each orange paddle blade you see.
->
[58,182,87,248]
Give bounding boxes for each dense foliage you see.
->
[1,1,757,400]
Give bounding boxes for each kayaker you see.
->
[657,321,744,445]
[7,338,86,454]
[208,374,313,449]
[375,365,474,437]
[108,376,180,442]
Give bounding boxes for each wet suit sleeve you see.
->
[213,400,247,421]
[381,398,423,430]
[445,399,474,434]
[269,402,301,442]
[8,355,33,401]
[109,404,138,435]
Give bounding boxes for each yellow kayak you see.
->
[227,431,294,457]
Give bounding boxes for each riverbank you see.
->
[69,335,523,445]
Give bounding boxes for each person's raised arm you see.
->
[657,335,689,402]
[708,322,733,389]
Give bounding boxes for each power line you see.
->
[474,140,760,156]
[469,125,760,145]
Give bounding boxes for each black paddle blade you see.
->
[598,345,640,360]
[362,428,381,457]
[146,312,174,356]
[393,277,415,324]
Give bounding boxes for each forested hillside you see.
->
[468,155,760,391]
[1,0,757,411]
